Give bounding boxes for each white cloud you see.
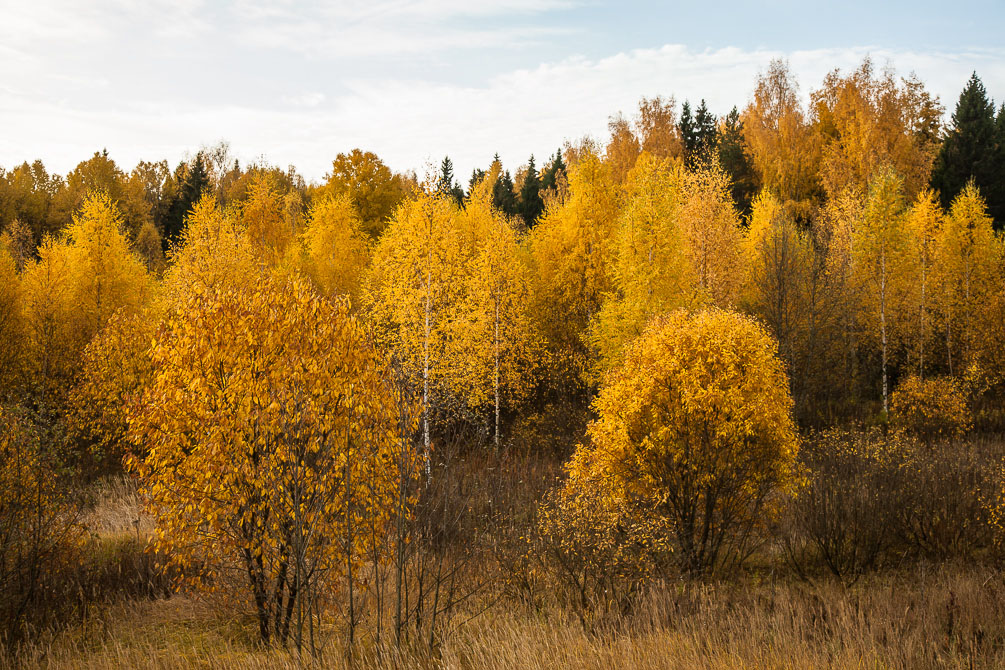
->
[2,43,1004,182]
[281,92,326,108]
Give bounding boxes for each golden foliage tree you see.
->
[811,58,942,201]
[742,59,821,219]
[677,163,744,306]
[931,182,1002,376]
[163,194,258,299]
[67,309,158,475]
[365,189,469,457]
[568,309,798,574]
[0,242,22,396]
[62,192,152,336]
[18,237,75,405]
[589,156,743,378]
[455,167,537,448]
[242,173,302,266]
[19,192,151,405]
[128,276,405,646]
[301,193,371,304]
[528,150,619,385]
[315,149,410,239]
[903,189,943,375]
[588,155,692,374]
[605,114,641,185]
[635,95,683,160]
[851,170,911,414]
[741,190,815,365]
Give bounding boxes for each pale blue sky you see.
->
[1,0,1003,181]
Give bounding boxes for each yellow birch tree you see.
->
[301,193,371,305]
[128,276,405,646]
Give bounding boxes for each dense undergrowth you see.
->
[3,429,1005,669]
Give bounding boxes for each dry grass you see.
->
[6,563,1003,669]
[83,475,154,539]
[6,447,1005,668]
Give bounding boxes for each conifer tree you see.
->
[539,150,566,194]
[437,156,464,206]
[679,101,696,164]
[718,107,757,215]
[693,100,719,163]
[519,155,544,227]
[932,73,1004,227]
[164,152,209,245]
[490,154,519,217]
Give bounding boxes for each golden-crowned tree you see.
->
[605,114,642,185]
[744,191,849,421]
[818,185,871,409]
[365,189,471,458]
[19,192,151,406]
[163,194,258,299]
[931,182,1002,376]
[903,189,943,375]
[811,58,942,201]
[589,156,743,378]
[314,149,410,239]
[741,190,815,366]
[635,95,683,160]
[454,166,537,448]
[61,191,153,340]
[0,242,22,397]
[300,193,371,305]
[18,238,75,406]
[568,309,798,575]
[677,162,744,307]
[851,170,912,414]
[67,309,158,475]
[129,276,405,647]
[588,154,692,375]
[528,150,619,386]
[742,59,822,220]
[242,173,302,267]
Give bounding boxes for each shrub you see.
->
[0,406,86,641]
[566,309,799,575]
[535,466,673,627]
[128,276,409,647]
[895,438,999,559]
[781,427,910,581]
[782,428,1000,577]
[890,375,970,440]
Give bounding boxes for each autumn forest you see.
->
[4,59,1005,668]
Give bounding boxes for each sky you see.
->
[2,0,1005,183]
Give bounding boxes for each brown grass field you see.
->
[5,563,1003,669]
[4,462,1005,670]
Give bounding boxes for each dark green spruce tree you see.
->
[691,100,719,168]
[164,151,209,246]
[931,73,1004,227]
[519,154,544,228]
[717,107,757,217]
[539,149,566,194]
[437,156,465,206]
[468,168,486,195]
[491,154,519,217]
[679,101,696,166]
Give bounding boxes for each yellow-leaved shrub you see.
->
[890,374,970,439]
[128,274,409,645]
[567,308,798,575]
